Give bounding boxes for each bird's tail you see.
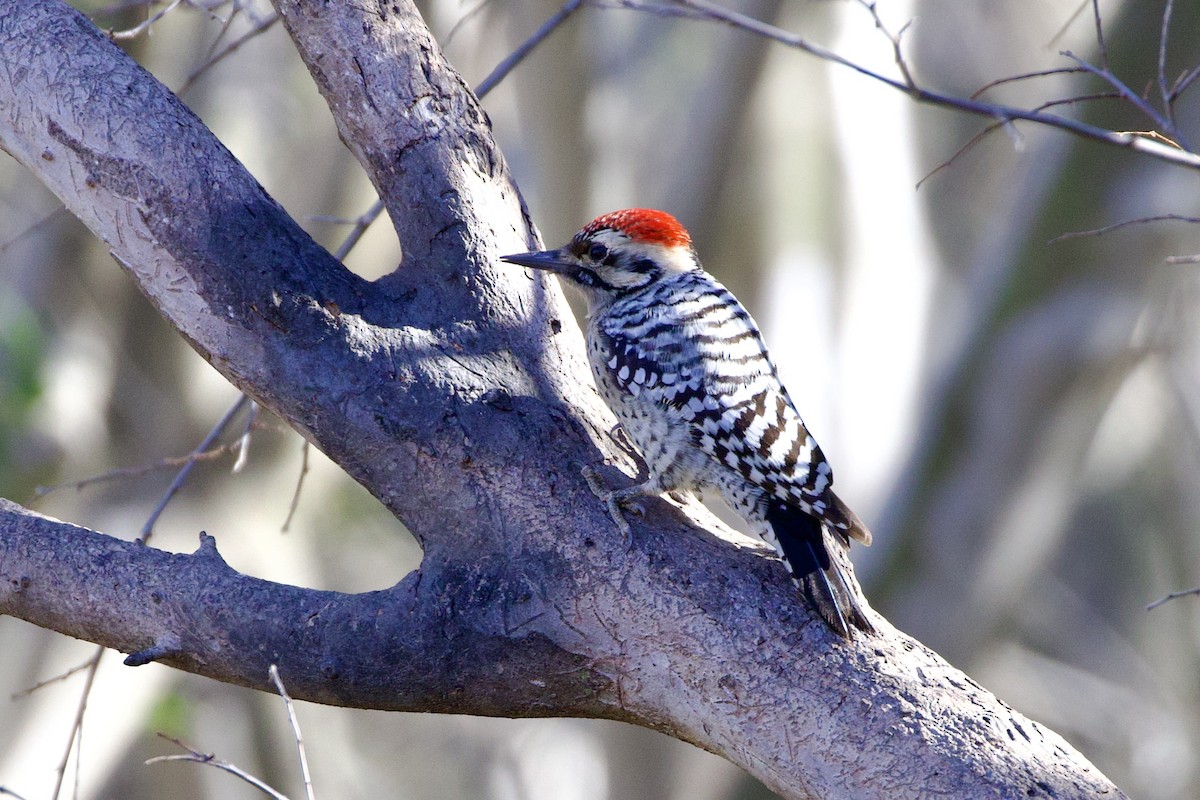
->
[764,500,874,639]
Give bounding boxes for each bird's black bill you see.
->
[500,249,574,274]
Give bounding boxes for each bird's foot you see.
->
[582,465,646,550]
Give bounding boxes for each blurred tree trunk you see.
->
[886,0,1200,657]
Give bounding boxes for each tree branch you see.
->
[0,498,605,714]
[611,0,1200,172]
[0,1,1127,797]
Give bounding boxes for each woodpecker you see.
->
[502,209,873,638]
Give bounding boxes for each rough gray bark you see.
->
[0,1,1125,798]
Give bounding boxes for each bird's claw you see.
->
[581,465,642,550]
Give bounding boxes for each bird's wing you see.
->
[597,275,864,539]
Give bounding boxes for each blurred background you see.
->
[2,0,1200,797]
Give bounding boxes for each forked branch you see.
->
[0,1,1130,797]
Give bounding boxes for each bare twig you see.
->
[269,665,316,800]
[177,10,281,96]
[232,401,259,473]
[916,124,999,190]
[1048,213,1200,244]
[0,208,69,256]
[10,660,100,700]
[139,393,253,543]
[40,392,255,798]
[328,200,386,262]
[1165,253,1200,265]
[855,0,916,90]
[1158,0,1175,122]
[918,89,1123,189]
[107,0,182,40]
[1030,91,1124,111]
[1089,0,1108,69]
[281,438,310,533]
[475,0,585,99]
[443,0,495,46]
[970,67,1087,101]
[1146,587,1200,611]
[194,0,244,49]
[93,0,186,15]
[188,2,243,80]
[1046,0,1090,50]
[602,0,1200,170]
[1170,63,1200,104]
[0,786,31,800]
[1060,51,1185,149]
[147,735,292,800]
[49,648,102,800]
[32,441,244,499]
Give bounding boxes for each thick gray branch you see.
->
[0,1,1125,798]
[0,500,601,715]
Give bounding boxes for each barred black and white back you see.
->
[502,209,874,638]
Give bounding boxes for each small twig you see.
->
[93,0,178,14]
[139,394,253,543]
[855,0,916,90]
[124,634,184,667]
[443,0,495,46]
[40,392,253,798]
[1165,253,1200,265]
[177,10,281,96]
[108,0,182,40]
[970,67,1086,101]
[1046,0,1090,50]
[185,2,243,86]
[1089,0,1108,69]
[916,125,997,190]
[147,735,292,800]
[195,0,240,57]
[916,91,1119,189]
[329,200,386,262]
[1170,63,1200,105]
[0,786,31,800]
[281,440,310,533]
[269,665,316,800]
[232,401,258,473]
[1048,213,1200,244]
[601,0,1200,171]
[0,208,69,256]
[1030,91,1123,112]
[1059,51,1183,148]
[10,660,98,700]
[475,0,585,99]
[1158,0,1174,122]
[1146,587,1200,611]
[49,648,103,800]
[32,440,244,499]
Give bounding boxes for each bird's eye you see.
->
[587,242,609,262]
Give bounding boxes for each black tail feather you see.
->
[764,501,874,639]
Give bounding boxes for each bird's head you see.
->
[502,208,700,306]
